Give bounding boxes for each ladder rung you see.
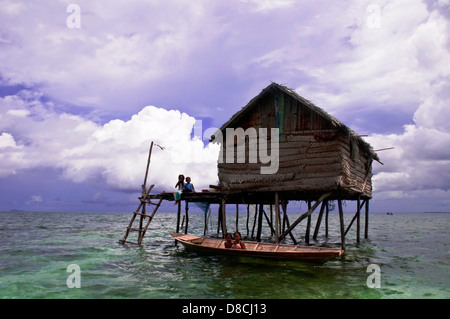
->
[128,227,145,232]
[135,212,150,217]
[141,200,160,205]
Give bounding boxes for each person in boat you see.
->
[174,174,185,205]
[184,176,196,193]
[224,233,233,248]
[232,232,245,249]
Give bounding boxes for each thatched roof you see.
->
[214,82,380,163]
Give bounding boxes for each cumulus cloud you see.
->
[0,92,220,192]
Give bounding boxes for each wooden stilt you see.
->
[251,204,258,238]
[217,204,223,236]
[221,198,227,238]
[274,192,280,244]
[325,200,329,237]
[356,197,361,243]
[236,204,239,233]
[269,205,274,236]
[246,204,250,237]
[305,201,311,244]
[184,201,189,234]
[338,199,345,251]
[365,199,369,239]
[256,203,264,242]
[313,201,326,240]
[176,200,181,233]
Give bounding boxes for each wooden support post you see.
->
[305,201,311,244]
[221,198,227,239]
[176,201,181,233]
[325,200,329,237]
[357,197,361,243]
[142,141,154,197]
[236,204,239,233]
[256,202,264,242]
[269,205,274,236]
[365,199,369,239]
[251,204,258,238]
[217,204,223,236]
[338,199,346,251]
[274,192,280,244]
[246,204,250,237]
[184,201,189,234]
[313,201,326,240]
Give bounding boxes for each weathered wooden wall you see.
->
[217,89,373,198]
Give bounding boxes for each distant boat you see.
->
[386,212,394,215]
[171,232,343,263]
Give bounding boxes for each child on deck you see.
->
[174,174,185,205]
[184,177,195,193]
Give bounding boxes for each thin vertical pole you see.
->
[365,199,369,239]
[221,198,227,238]
[246,204,250,237]
[305,200,311,244]
[184,201,189,234]
[338,199,346,251]
[256,202,263,242]
[176,201,181,233]
[274,192,280,244]
[217,204,223,235]
[313,201,326,240]
[357,197,361,243]
[236,204,239,233]
[325,200,329,237]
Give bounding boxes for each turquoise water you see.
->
[0,210,448,299]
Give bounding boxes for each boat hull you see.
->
[171,232,343,263]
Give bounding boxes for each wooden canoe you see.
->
[171,232,343,263]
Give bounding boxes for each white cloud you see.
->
[0,93,220,192]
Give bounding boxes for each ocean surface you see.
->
[0,210,448,299]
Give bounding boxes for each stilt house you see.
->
[212,82,380,201]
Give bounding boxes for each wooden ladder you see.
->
[120,184,163,245]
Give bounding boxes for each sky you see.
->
[1,0,450,213]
